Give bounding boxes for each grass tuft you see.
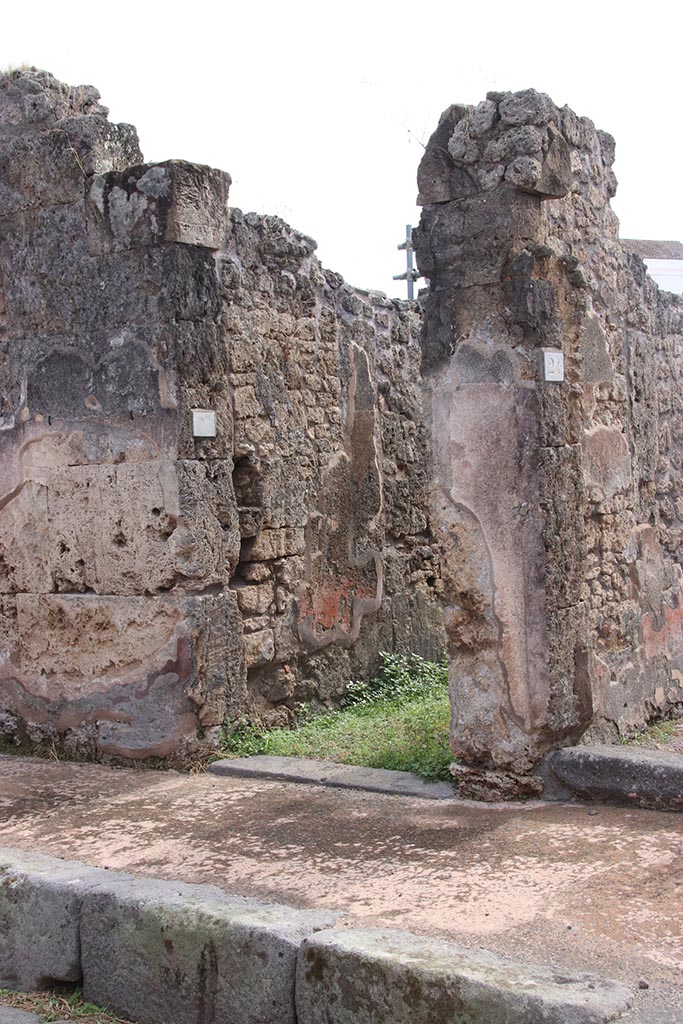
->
[620,719,679,747]
[221,652,453,783]
[0,985,132,1024]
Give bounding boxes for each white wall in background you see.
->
[645,259,683,295]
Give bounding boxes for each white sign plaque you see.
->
[542,349,564,382]
[192,408,216,438]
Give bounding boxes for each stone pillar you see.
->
[414,91,594,798]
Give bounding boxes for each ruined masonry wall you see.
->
[0,70,444,759]
[2,70,681,785]
[415,89,683,797]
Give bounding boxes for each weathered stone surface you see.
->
[416,104,476,204]
[424,354,565,787]
[4,66,682,787]
[0,70,141,218]
[81,877,339,1024]
[0,68,444,760]
[209,756,455,799]
[547,744,683,810]
[0,591,246,758]
[0,849,109,991]
[0,1008,44,1024]
[296,928,632,1024]
[86,160,231,253]
[418,88,571,207]
[582,425,632,502]
[417,86,683,794]
[0,846,343,1024]
[498,89,556,127]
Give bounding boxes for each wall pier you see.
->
[416,90,683,796]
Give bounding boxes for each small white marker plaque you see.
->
[542,349,564,382]
[192,408,216,438]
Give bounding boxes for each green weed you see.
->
[0,63,34,78]
[221,653,453,783]
[621,719,678,746]
[0,985,131,1024]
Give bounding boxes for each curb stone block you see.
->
[548,745,683,811]
[0,1009,45,1024]
[295,928,633,1024]
[0,848,121,991]
[208,756,456,800]
[80,877,339,1024]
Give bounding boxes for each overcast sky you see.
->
[3,1,681,296]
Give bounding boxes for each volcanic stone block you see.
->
[0,109,141,216]
[86,160,231,254]
[416,103,477,205]
[582,425,632,502]
[0,849,108,991]
[81,877,339,1024]
[548,745,683,811]
[242,528,306,561]
[296,928,632,1024]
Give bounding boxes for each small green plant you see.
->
[621,719,679,746]
[224,718,273,758]
[0,985,131,1024]
[343,652,448,707]
[220,652,453,783]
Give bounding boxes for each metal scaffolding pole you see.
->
[393,224,421,300]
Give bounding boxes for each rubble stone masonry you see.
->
[1,71,681,794]
[414,89,683,795]
[0,70,443,760]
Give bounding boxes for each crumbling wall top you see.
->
[417,87,617,210]
[0,68,142,218]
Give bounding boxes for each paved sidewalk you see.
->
[1,754,681,1022]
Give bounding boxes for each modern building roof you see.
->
[621,239,683,260]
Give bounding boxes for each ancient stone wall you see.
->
[2,70,681,786]
[415,89,683,796]
[0,70,443,759]
[218,211,444,719]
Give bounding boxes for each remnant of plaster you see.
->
[0,68,444,758]
[416,87,683,795]
[2,69,681,787]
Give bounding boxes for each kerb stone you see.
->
[0,1008,44,1024]
[81,877,339,1024]
[0,848,113,991]
[547,744,683,811]
[296,928,632,1024]
[208,755,456,800]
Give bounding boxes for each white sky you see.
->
[3,0,682,296]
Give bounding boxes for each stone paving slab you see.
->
[208,755,457,799]
[547,744,683,810]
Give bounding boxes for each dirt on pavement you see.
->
[0,754,681,1023]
